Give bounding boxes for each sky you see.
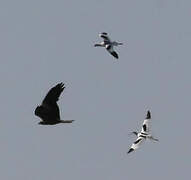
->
[0,0,191,179]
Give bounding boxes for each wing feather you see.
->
[37,83,65,121]
[106,45,119,59]
[42,83,65,106]
[141,111,151,133]
[127,137,145,153]
[99,32,111,42]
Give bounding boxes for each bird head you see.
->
[146,110,151,119]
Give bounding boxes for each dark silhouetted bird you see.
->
[35,83,74,125]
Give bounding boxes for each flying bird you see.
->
[127,111,158,154]
[35,83,74,125]
[94,32,123,59]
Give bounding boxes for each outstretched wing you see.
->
[41,83,65,119]
[141,110,151,134]
[127,137,146,154]
[42,83,65,106]
[99,32,111,42]
[106,44,119,59]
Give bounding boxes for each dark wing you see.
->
[99,32,111,42]
[106,45,119,59]
[42,83,65,105]
[127,137,146,154]
[42,83,65,120]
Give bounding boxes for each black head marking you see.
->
[146,111,151,119]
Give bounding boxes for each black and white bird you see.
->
[127,111,158,154]
[35,83,74,125]
[94,32,123,59]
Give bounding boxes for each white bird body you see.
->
[94,32,123,59]
[127,111,158,154]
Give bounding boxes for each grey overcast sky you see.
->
[0,0,191,179]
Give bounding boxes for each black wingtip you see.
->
[101,32,108,35]
[57,82,65,90]
[127,148,134,154]
[146,110,151,119]
[111,51,119,59]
